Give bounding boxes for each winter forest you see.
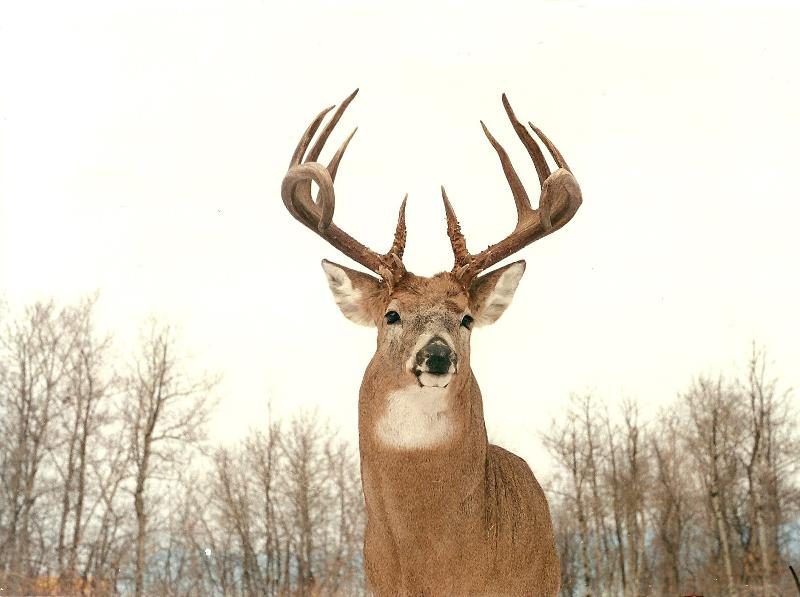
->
[1,297,798,596]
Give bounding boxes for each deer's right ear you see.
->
[468,260,526,326]
[321,260,383,326]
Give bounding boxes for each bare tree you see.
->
[278,411,364,596]
[602,408,628,595]
[200,410,366,597]
[618,400,648,597]
[574,396,612,593]
[650,408,693,594]
[737,345,800,596]
[684,376,741,596]
[81,429,130,594]
[546,345,799,596]
[42,296,119,591]
[544,404,594,597]
[0,301,78,591]
[122,321,216,597]
[548,488,581,597]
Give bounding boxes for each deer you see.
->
[280,89,582,596]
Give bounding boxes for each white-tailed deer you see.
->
[281,90,582,596]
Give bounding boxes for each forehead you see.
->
[389,272,468,314]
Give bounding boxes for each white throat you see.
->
[376,385,454,450]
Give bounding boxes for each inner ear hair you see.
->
[321,260,385,326]
[468,261,526,327]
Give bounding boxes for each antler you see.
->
[281,89,408,285]
[442,94,582,285]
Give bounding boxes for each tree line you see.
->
[0,298,365,596]
[1,297,798,596]
[545,349,800,596]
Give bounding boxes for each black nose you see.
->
[417,337,454,375]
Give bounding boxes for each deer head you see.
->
[282,89,581,439]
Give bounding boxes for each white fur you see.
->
[475,262,526,326]
[419,372,453,387]
[376,386,454,449]
[436,330,455,350]
[321,261,373,326]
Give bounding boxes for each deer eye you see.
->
[384,311,401,325]
[461,314,474,330]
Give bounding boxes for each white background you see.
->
[2,0,798,474]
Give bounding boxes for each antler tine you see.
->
[281,90,407,285]
[529,122,570,172]
[375,196,408,282]
[502,93,551,186]
[289,105,335,168]
[307,88,359,163]
[441,186,469,268]
[327,127,358,183]
[446,95,582,285]
[480,120,532,224]
[389,195,408,260]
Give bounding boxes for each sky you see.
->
[1,0,799,475]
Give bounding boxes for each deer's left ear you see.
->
[468,261,526,327]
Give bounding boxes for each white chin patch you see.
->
[417,372,453,388]
[376,386,453,449]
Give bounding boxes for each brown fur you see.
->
[330,265,560,596]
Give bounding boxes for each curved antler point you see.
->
[502,93,517,115]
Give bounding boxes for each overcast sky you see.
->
[2,0,798,474]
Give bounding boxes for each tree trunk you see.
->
[710,406,737,597]
[710,489,736,596]
[134,454,150,597]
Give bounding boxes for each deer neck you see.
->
[358,371,489,526]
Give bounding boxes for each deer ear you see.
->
[321,260,383,326]
[468,261,526,327]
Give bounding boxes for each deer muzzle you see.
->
[414,336,457,387]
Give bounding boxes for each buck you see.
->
[281,90,582,596]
